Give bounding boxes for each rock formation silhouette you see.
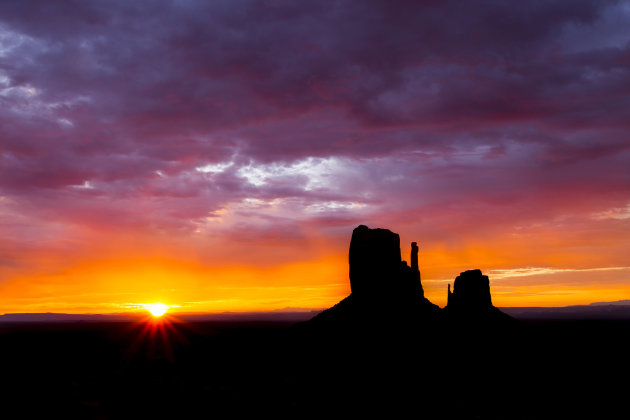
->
[447,269,492,309]
[445,269,514,324]
[308,224,512,328]
[349,225,424,300]
[298,225,518,417]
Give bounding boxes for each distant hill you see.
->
[0,310,320,324]
[4,301,630,324]
[589,299,630,306]
[0,313,139,323]
[5,303,630,324]
[501,303,630,321]
[176,310,320,322]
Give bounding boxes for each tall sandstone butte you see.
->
[309,225,513,327]
[445,269,514,323]
[310,225,439,326]
[349,225,424,301]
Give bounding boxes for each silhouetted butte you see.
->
[307,225,512,328]
[310,225,439,327]
[445,269,514,324]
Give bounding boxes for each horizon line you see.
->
[3,298,630,318]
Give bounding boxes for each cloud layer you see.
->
[1,0,629,310]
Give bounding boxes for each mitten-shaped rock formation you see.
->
[349,225,424,301]
[306,225,513,330]
[309,225,438,327]
[446,269,492,311]
[445,269,512,323]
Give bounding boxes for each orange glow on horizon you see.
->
[0,235,629,314]
[0,255,350,314]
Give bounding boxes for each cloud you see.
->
[0,0,628,278]
[488,266,630,279]
[592,203,630,220]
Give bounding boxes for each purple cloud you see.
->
[0,0,629,275]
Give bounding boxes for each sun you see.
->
[145,303,168,317]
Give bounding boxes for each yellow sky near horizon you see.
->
[1,251,629,314]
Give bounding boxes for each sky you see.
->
[1,0,629,314]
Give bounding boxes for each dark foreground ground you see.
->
[0,317,628,419]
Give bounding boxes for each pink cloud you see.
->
[0,0,628,288]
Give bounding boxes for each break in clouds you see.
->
[1,0,629,269]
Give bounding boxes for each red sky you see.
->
[1,0,630,313]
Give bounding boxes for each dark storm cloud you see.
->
[0,0,629,247]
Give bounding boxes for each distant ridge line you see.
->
[3,299,630,323]
[0,311,321,323]
[501,302,630,320]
